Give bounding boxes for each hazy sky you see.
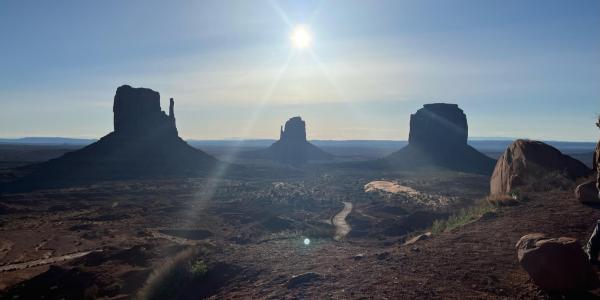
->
[1,0,599,141]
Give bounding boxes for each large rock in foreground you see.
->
[385,103,495,175]
[516,233,598,291]
[576,179,600,203]
[268,117,332,165]
[490,140,591,195]
[11,85,216,189]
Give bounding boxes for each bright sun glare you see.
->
[290,25,312,49]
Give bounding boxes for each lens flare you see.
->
[290,25,312,49]
[303,238,311,245]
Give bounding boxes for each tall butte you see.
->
[16,85,216,188]
[385,103,495,175]
[268,116,332,165]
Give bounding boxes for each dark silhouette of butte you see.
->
[15,85,216,187]
[268,117,332,165]
[384,103,495,175]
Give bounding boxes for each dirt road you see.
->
[333,201,353,241]
[0,250,102,272]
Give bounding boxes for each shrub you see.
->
[430,203,496,235]
[191,260,208,279]
[136,249,209,300]
[486,193,519,207]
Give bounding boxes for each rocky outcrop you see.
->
[268,117,332,165]
[490,140,591,195]
[408,103,467,148]
[516,233,598,291]
[113,85,177,136]
[385,103,495,175]
[12,85,216,189]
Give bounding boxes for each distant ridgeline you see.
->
[9,85,216,189]
[382,103,496,175]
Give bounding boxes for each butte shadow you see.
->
[6,85,217,190]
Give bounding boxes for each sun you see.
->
[290,25,312,49]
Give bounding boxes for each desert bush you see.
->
[430,203,496,235]
[191,259,208,279]
[136,248,208,300]
[486,193,519,207]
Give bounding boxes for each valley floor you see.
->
[208,190,600,299]
[1,176,599,299]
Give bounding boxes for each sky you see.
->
[1,0,599,141]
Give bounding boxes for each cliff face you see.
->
[13,85,216,189]
[385,103,495,175]
[408,103,467,148]
[113,85,177,137]
[268,116,332,165]
[279,117,307,142]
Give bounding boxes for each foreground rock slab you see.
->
[516,233,598,292]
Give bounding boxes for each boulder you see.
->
[403,232,431,246]
[385,103,496,175]
[516,233,598,291]
[267,116,332,165]
[576,179,600,204]
[490,140,591,195]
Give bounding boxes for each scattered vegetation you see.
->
[431,202,496,235]
[137,248,208,300]
[514,171,575,194]
[191,259,208,279]
[486,193,519,207]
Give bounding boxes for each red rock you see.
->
[516,233,598,291]
[575,179,599,203]
[490,140,591,195]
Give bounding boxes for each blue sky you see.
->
[1,0,599,141]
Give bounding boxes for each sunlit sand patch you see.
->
[364,181,420,196]
[364,180,452,210]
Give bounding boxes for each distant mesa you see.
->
[13,85,216,188]
[490,139,591,195]
[268,117,333,165]
[384,103,496,175]
[113,85,177,137]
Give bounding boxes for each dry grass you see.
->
[486,194,519,207]
[136,248,199,300]
[430,202,496,235]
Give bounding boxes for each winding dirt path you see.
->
[0,250,102,273]
[333,202,353,241]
